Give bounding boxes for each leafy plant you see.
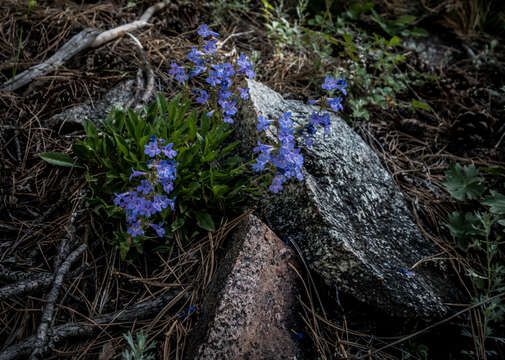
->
[122,330,156,360]
[442,163,505,357]
[260,0,433,122]
[71,94,252,259]
[211,0,251,22]
[39,23,347,261]
[262,0,310,57]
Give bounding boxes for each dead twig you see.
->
[0,264,89,301]
[0,289,185,360]
[30,243,88,360]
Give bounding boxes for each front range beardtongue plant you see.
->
[39,23,347,260]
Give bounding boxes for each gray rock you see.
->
[188,214,303,360]
[46,79,136,128]
[235,79,456,318]
[402,35,454,70]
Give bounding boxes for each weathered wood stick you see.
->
[0,1,170,92]
[30,244,88,360]
[0,289,185,360]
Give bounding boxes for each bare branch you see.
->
[0,1,170,93]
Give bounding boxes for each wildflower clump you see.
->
[252,75,347,193]
[113,136,177,242]
[168,24,254,125]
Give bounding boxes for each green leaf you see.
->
[482,191,505,215]
[411,99,431,111]
[72,143,94,162]
[410,27,429,37]
[39,152,82,168]
[442,163,485,201]
[82,118,98,139]
[113,134,129,156]
[212,184,229,198]
[394,15,416,26]
[171,217,185,231]
[445,211,482,250]
[388,36,401,47]
[195,211,215,231]
[202,151,217,162]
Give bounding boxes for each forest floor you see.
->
[1,0,504,359]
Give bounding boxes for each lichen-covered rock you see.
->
[235,79,456,318]
[187,214,303,360]
[46,79,136,127]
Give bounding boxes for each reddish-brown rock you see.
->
[188,214,303,360]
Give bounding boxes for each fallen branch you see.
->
[0,29,100,92]
[0,289,186,360]
[30,244,88,360]
[0,264,89,301]
[0,1,170,92]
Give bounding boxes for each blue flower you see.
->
[328,97,343,112]
[220,99,237,117]
[195,89,210,105]
[218,90,232,100]
[206,71,221,86]
[159,178,174,194]
[245,68,255,79]
[253,141,273,154]
[113,191,131,207]
[197,24,219,38]
[167,197,176,211]
[257,115,273,132]
[252,154,270,172]
[190,65,206,78]
[223,62,235,77]
[322,76,338,91]
[169,63,188,83]
[137,179,153,195]
[129,169,147,181]
[269,174,286,193]
[149,222,165,237]
[187,47,204,65]
[303,135,314,146]
[153,194,169,212]
[322,76,347,95]
[336,78,348,96]
[157,160,177,181]
[202,40,217,55]
[127,219,144,238]
[161,143,177,159]
[223,116,234,124]
[144,140,161,157]
[238,87,249,99]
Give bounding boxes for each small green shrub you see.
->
[72,94,253,259]
[442,163,505,357]
[260,0,433,122]
[122,330,156,360]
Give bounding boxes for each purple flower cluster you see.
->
[166,24,254,125]
[253,112,304,193]
[114,136,177,239]
[253,76,347,193]
[322,76,347,112]
[299,76,348,146]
